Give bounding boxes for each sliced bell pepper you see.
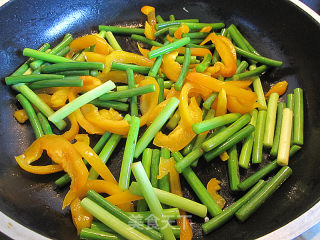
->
[203,33,237,77]
[186,72,257,103]
[68,90,105,135]
[216,88,227,116]
[161,51,181,82]
[51,87,70,108]
[103,51,154,73]
[226,80,253,89]
[179,82,203,129]
[81,104,130,135]
[61,112,79,141]
[145,98,170,126]
[15,135,88,192]
[73,141,118,184]
[70,198,93,234]
[141,6,156,40]
[105,191,143,205]
[219,151,229,161]
[166,34,175,43]
[167,157,193,240]
[165,87,180,99]
[174,24,190,39]
[98,70,145,84]
[177,47,212,57]
[66,34,112,58]
[227,95,262,114]
[74,134,90,145]
[207,178,226,209]
[137,43,150,58]
[14,109,28,123]
[138,76,160,125]
[154,97,201,151]
[83,51,107,63]
[200,26,212,33]
[144,21,155,40]
[63,179,123,209]
[265,80,288,97]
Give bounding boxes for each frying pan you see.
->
[0,0,320,239]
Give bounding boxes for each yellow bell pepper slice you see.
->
[265,80,288,97]
[174,24,190,39]
[141,6,156,40]
[103,51,154,73]
[67,34,112,58]
[70,198,93,234]
[154,97,201,151]
[186,72,257,103]
[207,178,226,209]
[15,135,88,193]
[83,51,107,63]
[14,109,28,123]
[203,33,237,77]
[216,88,227,116]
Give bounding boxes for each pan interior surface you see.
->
[0,0,320,239]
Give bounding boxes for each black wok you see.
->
[0,0,320,239]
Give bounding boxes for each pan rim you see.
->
[0,0,319,239]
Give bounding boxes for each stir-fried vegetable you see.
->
[7,5,304,240]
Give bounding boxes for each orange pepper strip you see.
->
[141,6,156,40]
[177,47,212,57]
[83,51,107,63]
[179,82,203,129]
[81,104,130,135]
[219,151,229,161]
[61,113,79,141]
[216,88,227,116]
[200,26,212,33]
[73,141,118,184]
[105,191,143,205]
[205,33,237,77]
[167,158,193,240]
[144,21,155,40]
[227,95,262,114]
[226,80,253,89]
[174,24,190,39]
[98,71,145,84]
[70,198,93,234]
[186,72,257,103]
[166,34,174,43]
[265,81,288,97]
[145,99,170,126]
[15,135,88,191]
[75,134,90,145]
[67,34,112,58]
[161,51,181,82]
[207,178,226,209]
[14,109,28,123]
[154,97,201,151]
[138,77,160,125]
[157,157,171,179]
[15,155,63,174]
[165,87,180,100]
[103,51,154,73]
[51,87,70,108]
[68,90,105,135]
[63,179,123,209]
[73,76,102,93]
[137,43,150,58]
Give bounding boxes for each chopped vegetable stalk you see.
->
[131,162,175,240]
[277,108,293,166]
